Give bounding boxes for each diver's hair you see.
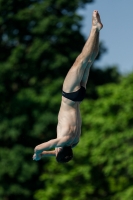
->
[56,146,73,163]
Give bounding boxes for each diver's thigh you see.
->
[62,67,84,92]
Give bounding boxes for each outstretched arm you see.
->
[41,150,56,157]
[34,137,70,154]
[33,150,55,161]
[33,136,71,161]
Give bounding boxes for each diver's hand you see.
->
[33,153,41,161]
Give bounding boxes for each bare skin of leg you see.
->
[81,30,100,87]
[62,10,103,92]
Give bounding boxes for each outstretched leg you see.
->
[63,10,103,92]
[81,29,100,87]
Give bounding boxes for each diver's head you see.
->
[55,146,73,163]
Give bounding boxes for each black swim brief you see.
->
[62,86,86,102]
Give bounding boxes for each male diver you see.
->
[33,10,103,163]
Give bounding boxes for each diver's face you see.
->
[55,147,63,156]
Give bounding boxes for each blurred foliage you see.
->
[0,0,94,199]
[35,73,133,200]
[0,0,132,200]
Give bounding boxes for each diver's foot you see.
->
[92,10,103,31]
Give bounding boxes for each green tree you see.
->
[35,73,133,200]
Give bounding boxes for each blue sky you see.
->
[79,0,133,74]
